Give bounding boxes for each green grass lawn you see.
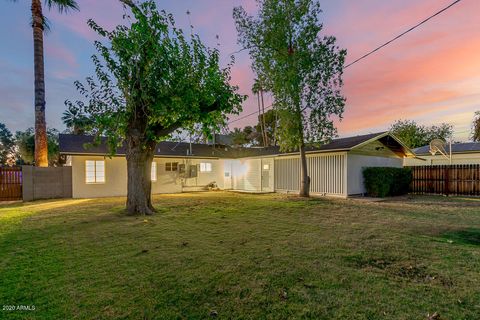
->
[1,192,479,319]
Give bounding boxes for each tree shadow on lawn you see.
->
[440,228,480,246]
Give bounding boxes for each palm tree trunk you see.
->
[32,0,49,167]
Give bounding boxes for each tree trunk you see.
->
[125,138,156,215]
[32,0,49,167]
[257,92,266,147]
[260,90,268,146]
[299,141,310,197]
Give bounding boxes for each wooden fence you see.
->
[408,165,480,196]
[0,166,22,201]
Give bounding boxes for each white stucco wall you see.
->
[181,158,226,189]
[231,158,274,192]
[68,142,406,198]
[70,155,128,198]
[404,153,480,166]
[69,155,225,198]
[347,154,403,195]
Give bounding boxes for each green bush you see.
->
[363,167,412,197]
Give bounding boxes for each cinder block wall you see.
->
[22,166,72,201]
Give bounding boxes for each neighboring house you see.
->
[404,142,480,166]
[59,132,414,199]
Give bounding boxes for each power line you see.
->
[344,0,462,69]
[227,0,464,124]
[228,104,273,125]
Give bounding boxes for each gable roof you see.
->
[59,132,412,159]
[414,142,480,155]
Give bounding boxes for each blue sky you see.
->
[1,0,479,140]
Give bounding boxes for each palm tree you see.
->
[62,105,91,135]
[252,78,268,147]
[9,0,79,166]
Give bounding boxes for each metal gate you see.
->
[0,167,22,201]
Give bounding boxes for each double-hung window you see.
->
[85,160,105,184]
[165,162,178,172]
[200,162,212,173]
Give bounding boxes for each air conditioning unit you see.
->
[178,163,186,175]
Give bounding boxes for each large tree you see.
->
[8,0,79,167]
[472,111,480,142]
[389,120,453,149]
[67,0,244,215]
[234,0,346,197]
[0,123,15,165]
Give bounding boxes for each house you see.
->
[404,142,480,166]
[59,132,415,199]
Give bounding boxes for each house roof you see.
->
[59,132,411,159]
[58,134,235,158]
[414,142,480,155]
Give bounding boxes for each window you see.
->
[151,162,157,181]
[85,160,105,184]
[165,162,178,172]
[200,162,212,172]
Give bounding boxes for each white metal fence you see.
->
[274,153,346,196]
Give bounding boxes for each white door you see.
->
[261,159,273,192]
[223,160,232,190]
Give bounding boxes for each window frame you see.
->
[85,160,106,184]
[165,162,179,172]
[151,161,157,182]
[200,162,212,173]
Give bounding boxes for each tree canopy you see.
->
[62,104,93,135]
[14,128,60,166]
[472,111,480,142]
[234,0,346,196]
[0,122,15,165]
[229,109,278,147]
[389,120,453,149]
[66,0,244,214]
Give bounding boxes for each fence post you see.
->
[444,166,449,196]
[22,166,34,202]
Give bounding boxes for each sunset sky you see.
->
[1,0,479,141]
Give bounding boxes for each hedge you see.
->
[362,167,412,197]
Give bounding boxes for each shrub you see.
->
[363,167,412,197]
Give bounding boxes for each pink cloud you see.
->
[45,42,78,69]
[40,0,480,140]
[49,0,124,42]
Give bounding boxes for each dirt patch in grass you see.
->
[344,254,398,270]
[345,254,455,288]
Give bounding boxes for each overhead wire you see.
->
[227,0,464,124]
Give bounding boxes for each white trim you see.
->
[151,161,157,182]
[85,160,105,184]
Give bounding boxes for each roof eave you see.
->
[60,152,221,159]
[348,132,416,158]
